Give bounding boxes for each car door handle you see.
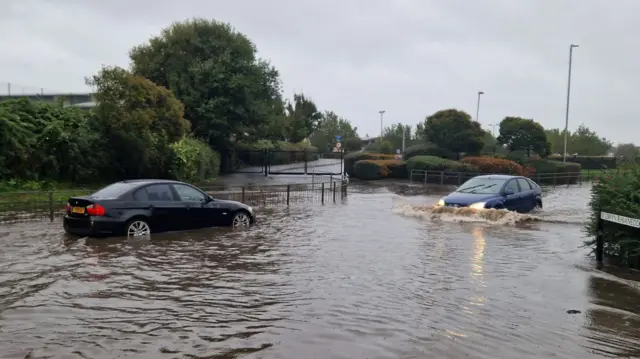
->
[147,205,155,210]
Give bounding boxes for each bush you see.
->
[353,160,407,180]
[403,143,456,161]
[527,159,581,185]
[169,137,220,182]
[548,155,616,170]
[460,156,523,175]
[344,152,396,176]
[405,156,478,185]
[585,168,640,268]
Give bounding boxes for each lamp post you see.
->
[476,91,484,123]
[563,44,579,162]
[378,110,385,140]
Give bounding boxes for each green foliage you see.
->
[614,143,639,161]
[585,169,640,267]
[310,111,359,152]
[547,155,616,170]
[344,152,396,176]
[403,143,456,161]
[88,66,190,180]
[528,159,581,184]
[421,109,485,156]
[285,93,322,143]
[405,156,477,173]
[353,160,407,180]
[497,117,550,157]
[545,125,612,156]
[130,18,283,152]
[169,137,221,183]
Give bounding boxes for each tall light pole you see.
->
[476,91,484,123]
[563,44,579,162]
[488,124,498,138]
[378,110,385,140]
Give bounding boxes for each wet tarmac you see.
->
[1,182,639,359]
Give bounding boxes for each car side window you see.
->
[505,180,519,194]
[132,188,149,201]
[517,178,531,191]
[173,184,207,202]
[527,179,539,190]
[144,184,175,201]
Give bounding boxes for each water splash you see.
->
[392,202,545,225]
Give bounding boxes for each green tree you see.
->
[569,124,612,156]
[614,143,639,160]
[87,66,190,179]
[382,123,418,152]
[422,109,484,157]
[285,93,321,143]
[310,110,359,151]
[129,18,282,151]
[497,117,550,157]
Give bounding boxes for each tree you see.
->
[421,109,484,156]
[569,124,612,156]
[614,143,639,160]
[129,18,282,151]
[497,117,550,157]
[285,93,322,143]
[87,66,190,179]
[310,111,358,151]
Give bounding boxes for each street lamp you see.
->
[378,110,385,140]
[476,91,484,123]
[563,44,579,162]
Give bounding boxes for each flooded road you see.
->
[1,183,639,358]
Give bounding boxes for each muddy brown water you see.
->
[1,183,639,359]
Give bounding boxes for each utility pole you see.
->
[476,91,484,123]
[378,110,385,141]
[563,44,579,162]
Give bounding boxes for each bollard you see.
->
[321,183,325,204]
[286,184,290,206]
[242,187,245,203]
[48,191,54,222]
[333,182,336,203]
[595,210,604,268]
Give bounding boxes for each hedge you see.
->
[353,160,407,180]
[345,152,396,176]
[548,155,616,170]
[404,156,477,185]
[585,168,640,268]
[528,159,581,185]
[460,156,524,175]
[403,143,456,161]
[169,137,220,182]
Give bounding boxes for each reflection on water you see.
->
[0,183,639,358]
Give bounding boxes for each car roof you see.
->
[118,179,186,186]
[472,174,522,180]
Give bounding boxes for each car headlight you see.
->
[469,202,486,210]
[437,199,445,206]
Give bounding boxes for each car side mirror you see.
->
[504,188,515,196]
[203,195,214,203]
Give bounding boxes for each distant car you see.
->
[436,175,542,213]
[63,179,255,238]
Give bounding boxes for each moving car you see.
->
[63,179,255,238]
[436,175,542,213]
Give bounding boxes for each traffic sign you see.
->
[336,142,342,149]
[336,135,342,141]
[396,149,401,154]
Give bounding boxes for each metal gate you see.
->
[231,149,344,176]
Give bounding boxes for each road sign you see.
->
[336,142,342,149]
[600,211,640,228]
[336,135,342,141]
[396,149,401,154]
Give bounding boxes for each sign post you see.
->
[333,135,342,153]
[596,211,640,268]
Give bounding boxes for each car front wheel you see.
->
[231,212,251,228]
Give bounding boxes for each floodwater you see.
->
[1,182,640,359]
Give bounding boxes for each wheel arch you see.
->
[232,208,254,224]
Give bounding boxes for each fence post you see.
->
[440,171,444,185]
[242,187,246,203]
[595,210,604,269]
[321,183,325,204]
[263,148,269,177]
[424,171,427,185]
[286,185,290,206]
[333,182,336,203]
[48,191,54,222]
[304,149,308,175]
[457,172,462,185]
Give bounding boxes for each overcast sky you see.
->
[1,0,639,144]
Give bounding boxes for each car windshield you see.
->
[91,182,139,199]
[455,178,507,194]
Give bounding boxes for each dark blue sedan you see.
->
[436,175,542,213]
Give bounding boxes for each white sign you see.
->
[600,211,640,228]
[336,142,342,149]
[396,149,401,154]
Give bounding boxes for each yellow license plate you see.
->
[71,206,85,214]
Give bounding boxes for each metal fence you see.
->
[0,179,349,223]
[408,169,605,187]
[228,149,344,176]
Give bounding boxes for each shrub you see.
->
[460,156,523,175]
[527,159,581,185]
[344,152,395,176]
[585,168,640,268]
[353,159,406,180]
[403,143,456,161]
[169,137,221,182]
[547,155,616,170]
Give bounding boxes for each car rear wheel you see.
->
[127,219,151,237]
[232,212,251,227]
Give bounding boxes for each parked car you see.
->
[436,175,542,213]
[63,179,255,238]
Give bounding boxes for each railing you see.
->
[0,179,349,224]
[408,170,603,187]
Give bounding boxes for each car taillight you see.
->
[66,203,71,213]
[86,204,106,216]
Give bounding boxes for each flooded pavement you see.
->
[1,183,640,359]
